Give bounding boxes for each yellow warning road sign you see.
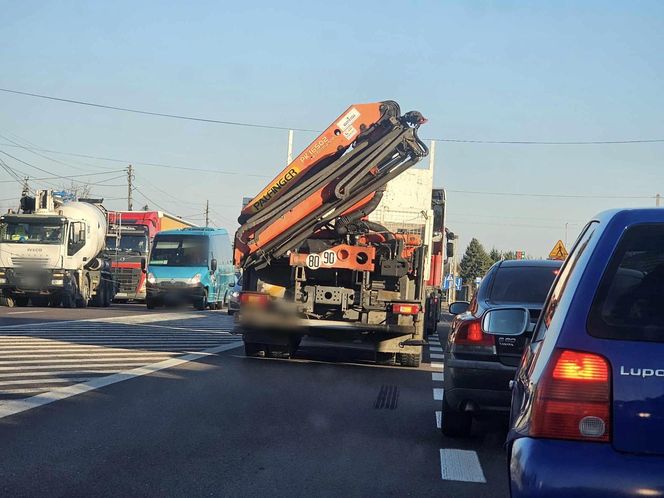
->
[549,240,568,261]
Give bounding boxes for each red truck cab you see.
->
[105,211,162,301]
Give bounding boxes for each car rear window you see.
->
[488,266,560,304]
[588,223,664,343]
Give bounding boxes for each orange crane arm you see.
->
[234,101,427,269]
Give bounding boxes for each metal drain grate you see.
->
[374,384,399,409]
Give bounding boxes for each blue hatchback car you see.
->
[488,209,664,497]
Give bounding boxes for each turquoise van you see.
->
[145,227,235,310]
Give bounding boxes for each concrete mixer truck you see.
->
[0,190,115,307]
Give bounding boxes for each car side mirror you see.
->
[210,258,218,273]
[449,301,469,315]
[482,308,529,336]
[140,257,146,272]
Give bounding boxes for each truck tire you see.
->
[91,284,105,307]
[194,290,208,311]
[399,352,421,368]
[14,296,29,307]
[76,278,90,308]
[102,282,112,307]
[49,295,62,307]
[146,297,158,310]
[441,395,472,438]
[244,342,266,357]
[61,291,75,308]
[376,352,397,365]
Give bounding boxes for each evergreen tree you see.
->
[460,238,493,284]
[489,247,502,264]
[502,250,518,260]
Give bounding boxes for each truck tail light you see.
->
[453,318,494,347]
[240,292,269,307]
[392,303,420,315]
[530,349,611,442]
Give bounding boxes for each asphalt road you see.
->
[0,305,509,497]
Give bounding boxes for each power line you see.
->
[3,87,664,145]
[0,87,317,133]
[447,189,654,200]
[0,142,269,177]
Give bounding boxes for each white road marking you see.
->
[431,362,443,370]
[430,346,443,352]
[433,388,444,401]
[0,377,89,386]
[6,311,46,315]
[435,410,441,429]
[439,449,486,483]
[0,368,162,378]
[0,342,241,419]
[430,353,444,359]
[432,372,444,382]
[0,363,159,372]
[0,388,50,395]
[0,312,206,329]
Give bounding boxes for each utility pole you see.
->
[565,222,569,247]
[127,164,134,210]
[21,176,29,197]
[205,200,209,227]
[287,130,294,165]
[657,193,661,207]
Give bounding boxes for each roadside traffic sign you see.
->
[548,240,568,261]
[455,277,463,291]
[443,274,454,290]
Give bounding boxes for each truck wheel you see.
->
[376,352,397,365]
[441,395,472,438]
[76,278,90,308]
[244,342,266,357]
[61,291,75,308]
[14,296,29,307]
[194,290,208,311]
[146,297,159,310]
[102,282,112,307]
[3,295,16,307]
[91,284,104,307]
[49,295,62,307]
[399,352,421,368]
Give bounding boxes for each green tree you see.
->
[489,247,502,264]
[460,238,493,285]
[502,250,517,260]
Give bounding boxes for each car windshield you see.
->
[489,266,560,304]
[149,235,208,267]
[0,221,64,245]
[588,224,664,342]
[105,235,148,254]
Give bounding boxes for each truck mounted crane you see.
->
[234,100,430,367]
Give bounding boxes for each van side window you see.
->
[533,222,597,342]
[588,223,664,343]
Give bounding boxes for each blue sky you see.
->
[0,0,662,256]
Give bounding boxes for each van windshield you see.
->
[588,224,664,342]
[150,235,208,267]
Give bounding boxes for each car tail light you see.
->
[530,349,611,442]
[392,303,420,315]
[239,292,269,307]
[454,318,495,347]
